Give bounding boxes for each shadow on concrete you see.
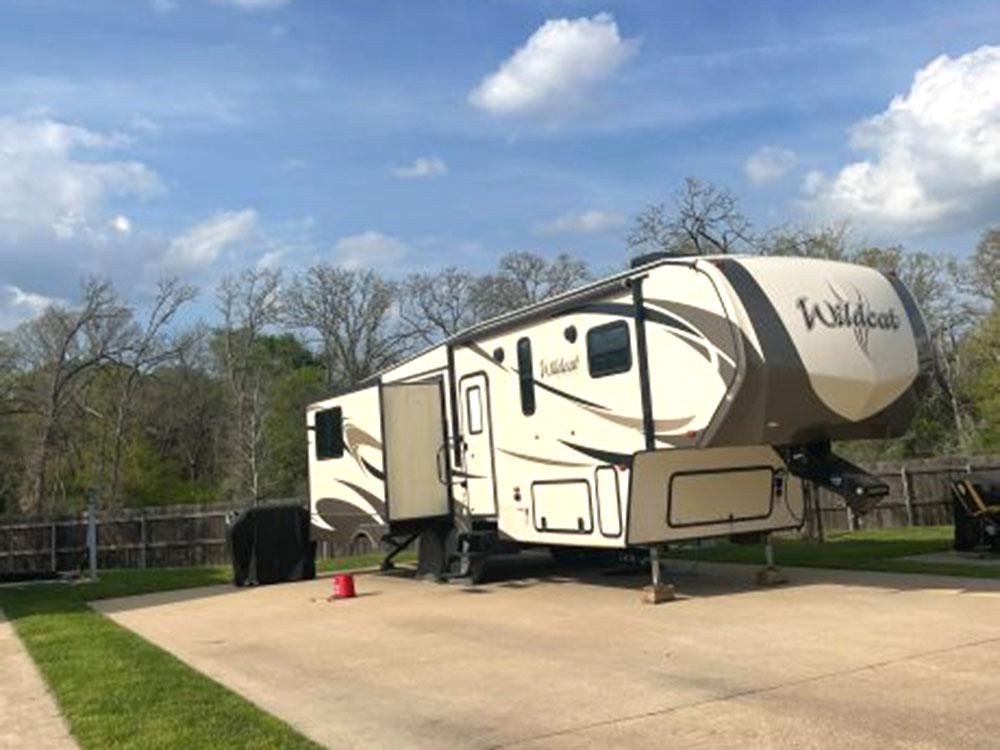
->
[395,548,1000,602]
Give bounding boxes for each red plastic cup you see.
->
[331,573,356,599]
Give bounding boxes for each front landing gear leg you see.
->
[756,535,788,586]
[642,546,675,604]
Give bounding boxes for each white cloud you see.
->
[256,249,287,270]
[469,13,637,120]
[390,156,447,179]
[805,46,1000,230]
[332,231,409,269]
[0,114,162,242]
[150,0,177,13]
[536,209,625,234]
[745,146,797,185]
[109,215,132,234]
[213,0,289,9]
[165,209,258,269]
[0,285,63,329]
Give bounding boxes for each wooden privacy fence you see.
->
[1,456,997,572]
[801,455,1000,539]
[0,500,307,575]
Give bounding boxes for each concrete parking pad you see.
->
[94,562,1000,749]
[0,609,77,750]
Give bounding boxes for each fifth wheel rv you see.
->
[306,253,932,581]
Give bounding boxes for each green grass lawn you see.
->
[669,526,1000,579]
[0,552,407,750]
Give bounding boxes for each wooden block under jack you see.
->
[642,583,676,604]
[756,567,788,586]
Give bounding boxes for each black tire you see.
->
[953,499,979,551]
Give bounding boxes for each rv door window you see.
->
[516,337,536,416]
[466,385,484,434]
[314,407,344,460]
[587,321,632,377]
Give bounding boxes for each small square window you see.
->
[314,407,344,460]
[587,322,632,378]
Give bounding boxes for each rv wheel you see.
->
[444,526,487,584]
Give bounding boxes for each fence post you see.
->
[50,520,57,572]
[140,513,148,570]
[86,489,98,581]
[900,466,914,526]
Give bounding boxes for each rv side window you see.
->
[314,407,344,460]
[516,337,536,416]
[587,321,632,378]
[466,385,483,435]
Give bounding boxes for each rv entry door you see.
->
[381,381,450,522]
[458,373,498,515]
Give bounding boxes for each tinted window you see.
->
[466,385,483,435]
[314,407,344,460]
[516,337,536,416]
[587,322,632,377]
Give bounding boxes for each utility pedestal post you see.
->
[86,488,98,581]
[756,534,787,586]
[642,545,675,604]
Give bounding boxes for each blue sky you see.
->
[1,0,998,326]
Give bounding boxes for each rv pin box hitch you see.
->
[782,442,889,516]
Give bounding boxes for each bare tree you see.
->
[15,278,133,514]
[477,251,591,318]
[759,222,851,260]
[969,227,1000,304]
[216,268,281,504]
[284,265,414,387]
[627,178,755,257]
[0,335,17,413]
[105,278,198,504]
[400,268,485,346]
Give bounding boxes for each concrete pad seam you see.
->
[492,632,1000,749]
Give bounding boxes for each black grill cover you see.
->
[228,504,317,586]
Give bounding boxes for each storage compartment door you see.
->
[627,445,800,544]
[382,382,450,521]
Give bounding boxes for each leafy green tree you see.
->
[960,305,1000,452]
[263,366,326,498]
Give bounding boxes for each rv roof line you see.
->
[418,254,713,354]
[314,252,734,403]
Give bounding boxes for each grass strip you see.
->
[0,552,408,749]
[668,526,1000,579]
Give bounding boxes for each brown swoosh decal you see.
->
[344,422,384,480]
[498,447,591,468]
[336,478,386,516]
[581,407,694,433]
[344,422,381,451]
